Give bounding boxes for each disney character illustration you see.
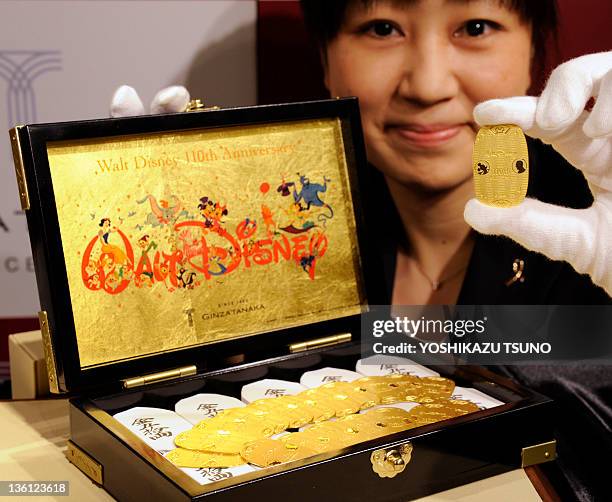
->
[198,196,228,229]
[260,204,277,236]
[276,177,295,197]
[299,254,316,274]
[136,234,157,285]
[292,174,331,212]
[208,251,228,276]
[137,194,188,227]
[98,218,128,266]
[176,267,197,288]
[278,173,334,233]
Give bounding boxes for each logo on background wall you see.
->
[0,50,62,126]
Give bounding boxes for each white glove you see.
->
[464,51,612,297]
[109,85,190,117]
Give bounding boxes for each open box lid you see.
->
[10,98,387,394]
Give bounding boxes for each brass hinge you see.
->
[183,99,220,113]
[39,311,60,394]
[122,365,197,389]
[9,125,30,210]
[66,440,103,485]
[289,333,352,353]
[521,440,557,467]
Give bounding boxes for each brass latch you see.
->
[122,365,197,389]
[289,333,352,354]
[521,440,556,467]
[371,443,413,478]
[66,440,103,485]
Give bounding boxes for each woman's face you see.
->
[324,0,532,192]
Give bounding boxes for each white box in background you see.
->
[9,330,49,399]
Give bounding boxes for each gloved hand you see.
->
[110,85,190,117]
[464,51,612,297]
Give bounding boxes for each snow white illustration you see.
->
[98,218,128,265]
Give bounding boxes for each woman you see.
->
[110,1,611,496]
[296,1,610,500]
[299,0,611,306]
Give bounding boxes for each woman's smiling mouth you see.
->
[387,123,465,148]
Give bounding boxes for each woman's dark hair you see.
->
[300,0,558,76]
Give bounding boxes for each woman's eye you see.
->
[455,19,500,38]
[359,20,402,38]
[372,22,395,37]
[467,20,486,36]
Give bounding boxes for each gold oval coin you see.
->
[407,401,466,427]
[363,407,412,419]
[334,414,383,441]
[418,376,455,392]
[345,383,381,410]
[240,438,285,467]
[316,382,362,417]
[362,407,418,434]
[251,396,313,428]
[199,411,277,437]
[430,399,480,416]
[299,390,337,422]
[278,442,318,464]
[165,448,245,468]
[217,404,288,434]
[240,437,317,467]
[175,427,263,454]
[355,375,418,392]
[190,414,272,438]
[282,430,339,454]
[473,124,529,207]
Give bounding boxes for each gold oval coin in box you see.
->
[192,412,272,438]
[407,401,477,427]
[363,407,416,432]
[251,396,313,429]
[241,437,317,467]
[438,399,480,415]
[165,448,246,468]
[281,430,339,454]
[175,427,264,454]
[218,406,289,435]
[334,414,382,442]
[316,382,363,417]
[345,383,380,410]
[300,390,337,422]
[473,124,529,207]
[240,438,285,467]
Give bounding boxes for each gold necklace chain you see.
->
[411,259,468,291]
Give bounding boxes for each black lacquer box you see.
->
[10,98,556,501]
